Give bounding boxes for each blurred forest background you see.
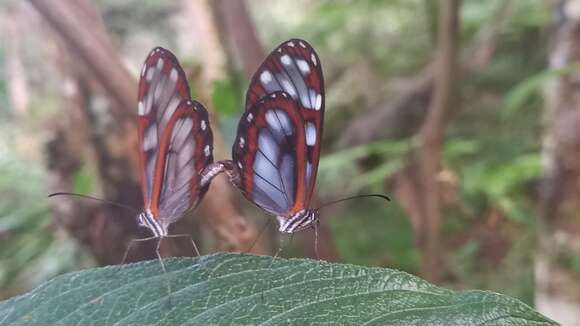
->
[0,0,579,324]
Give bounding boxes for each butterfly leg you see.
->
[313,220,320,261]
[260,234,291,302]
[163,233,201,257]
[216,160,242,187]
[155,237,174,305]
[246,219,272,254]
[121,235,158,264]
[267,237,284,269]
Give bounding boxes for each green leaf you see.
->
[0,253,556,325]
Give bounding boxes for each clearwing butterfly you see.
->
[136,47,216,241]
[49,47,222,269]
[222,39,326,234]
[221,39,389,236]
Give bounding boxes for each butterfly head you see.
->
[136,210,168,238]
[277,209,320,234]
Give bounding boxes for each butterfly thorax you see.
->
[137,210,168,238]
[277,209,319,233]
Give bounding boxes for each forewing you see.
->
[245,39,324,203]
[155,100,213,223]
[137,47,206,221]
[232,91,309,217]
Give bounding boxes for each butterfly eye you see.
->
[136,213,146,227]
[309,210,318,222]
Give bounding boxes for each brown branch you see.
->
[339,0,509,147]
[416,0,461,281]
[186,0,265,254]
[214,0,265,78]
[28,0,135,120]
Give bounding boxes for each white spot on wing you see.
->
[281,55,291,66]
[299,41,306,48]
[315,94,322,110]
[200,120,206,131]
[170,68,178,81]
[260,70,273,84]
[287,41,295,47]
[311,53,317,66]
[237,161,243,169]
[239,137,245,148]
[297,59,310,75]
[305,122,316,146]
[146,67,154,81]
[141,65,146,77]
[204,144,211,157]
[156,58,164,71]
[138,101,145,115]
[247,113,253,122]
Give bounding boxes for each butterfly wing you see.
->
[137,47,213,225]
[245,39,324,205]
[232,91,308,217]
[156,99,213,224]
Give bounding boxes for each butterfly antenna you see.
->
[48,192,139,214]
[316,194,391,211]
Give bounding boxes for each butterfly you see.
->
[135,46,216,252]
[48,47,221,265]
[220,39,389,237]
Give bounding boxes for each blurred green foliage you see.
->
[212,75,245,119]
[0,139,90,299]
[0,0,560,307]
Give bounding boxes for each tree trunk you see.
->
[2,5,30,118]
[395,0,461,282]
[182,0,265,254]
[536,2,580,323]
[213,0,265,77]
